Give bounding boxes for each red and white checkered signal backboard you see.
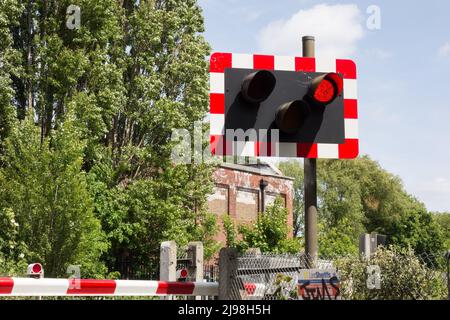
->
[209,52,359,159]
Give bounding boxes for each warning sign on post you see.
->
[298,269,341,300]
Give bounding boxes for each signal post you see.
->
[303,36,318,266]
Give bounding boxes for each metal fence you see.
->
[110,254,159,280]
[203,263,219,283]
[229,252,304,300]
[224,249,450,300]
[110,250,219,284]
[177,246,220,283]
[105,247,450,300]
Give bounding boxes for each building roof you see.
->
[219,161,294,181]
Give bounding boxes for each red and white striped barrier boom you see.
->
[0,278,218,297]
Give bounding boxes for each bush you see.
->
[0,207,28,276]
[335,246,447,300]
[0,116,108,278]
[223,198,302,254]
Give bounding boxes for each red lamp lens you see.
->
[313,78,335,103]
[32,264,42,273]
[180,269,188,278]
[326,73,343,96]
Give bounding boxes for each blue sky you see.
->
[199,0,450,212]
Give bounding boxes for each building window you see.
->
[236,187,259,225]
[207,185,229,217]
[265,192,287,208]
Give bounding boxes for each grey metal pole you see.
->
[302,36,315,57]
[302,36,318,267]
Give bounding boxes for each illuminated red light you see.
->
[309,72,343,105]
[326,73,343,96]
[32,263,42,273]
[313,79,335,104]
[180,269,188,278]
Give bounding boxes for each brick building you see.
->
[207,161,294,244]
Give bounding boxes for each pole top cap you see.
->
[302,36,315,41]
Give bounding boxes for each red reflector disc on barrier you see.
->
[32,264,42,274]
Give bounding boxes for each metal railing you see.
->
[221,248,450,300]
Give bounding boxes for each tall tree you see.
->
[278,156,446,256]
[433,212,450,248]
[0,0,22,154]
[0,0,216,275]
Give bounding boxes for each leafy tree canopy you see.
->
[278,156,447,257]
[0,0,216,276]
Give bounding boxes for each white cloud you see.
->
[257,4,364,59]
[438,42,450,57]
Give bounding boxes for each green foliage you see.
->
[336,246,447,300]
[0,208,28,276]
[272,274,297,300]
[388,209,445,258]
[278,156,446,258]
[277,161,304,237]
[317,159,364,237]
[222,214,238,248]
[0,0,21,152]
[195,212,221,260]
[0,115,107,277]
[224,199,302,254]
[319,218,358,257]
[433,212,450,248]
[88,159,218,268]
[0,0,216,278]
